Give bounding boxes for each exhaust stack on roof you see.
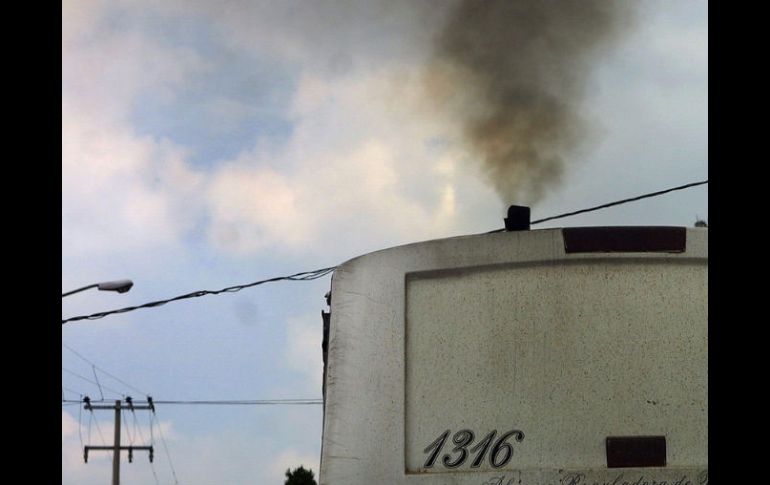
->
[504,205,530,231]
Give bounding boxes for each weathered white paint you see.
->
[320,227,707,485]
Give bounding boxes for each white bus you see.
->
[320,223,707,485]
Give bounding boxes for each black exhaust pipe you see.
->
[504,205,530,231]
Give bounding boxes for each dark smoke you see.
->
[429,0,638,203]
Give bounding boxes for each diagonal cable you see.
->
[63,343,149,396]
[62,368,126,398]
[488,179,708,233]
[62,267,336,324]
[153,412,180,484]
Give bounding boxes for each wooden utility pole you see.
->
[83,397,155,485]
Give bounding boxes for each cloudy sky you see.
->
[62,1,707,483]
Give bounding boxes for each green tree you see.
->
[284,465,317,485]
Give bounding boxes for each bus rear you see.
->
[320,226,707,485]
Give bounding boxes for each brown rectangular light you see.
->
[563,227,686,253]
[606,436,666,468]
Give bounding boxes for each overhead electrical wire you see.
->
[488,179,708,232]
[153,411,180,485]
[147,398,322,405]
[62,398,323,406]
[530,179,708,225]
[61,345,179,484]
[62,345,322,408]
[62,386,86,399]
[61,179,706,325]
[63,343,149,396]
[57,178,706,484]
[91,411,108,447]
[93,420,107,447]
[91,366,105,401]
[122,408,135,446]
[62,368,127,397]
[62,266,336,325]
[132,413,162,485]
[78,401,84,450]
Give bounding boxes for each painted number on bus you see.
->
[422,429,525,469]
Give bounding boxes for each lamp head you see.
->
[97,279,134,293]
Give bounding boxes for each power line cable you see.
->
[61,179,706,325]
[532,179,708,225]
[149,411,154,455]
[150,398,322,405]
[91,411,108,447]
[63,343,149,396]
[132,413,161,485]
[122,408,134,446]
[62,386,86,399]
[87,408,92,444]
[61,399,323,406]
[152,412,180,485]
[91,365,104,401]
[62,266,336,325]
[131,409,140,447]
[78,403,84,450]
[62,368,126,397]
[488,179,708,232]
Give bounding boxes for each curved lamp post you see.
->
[62,279,134,298]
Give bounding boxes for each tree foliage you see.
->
[284,465,317,485]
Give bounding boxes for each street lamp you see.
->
[62,280,134,298]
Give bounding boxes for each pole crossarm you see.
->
[80,398,156,484]
[84,445,154,463]
[85,404,154,411]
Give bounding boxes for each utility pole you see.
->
[83,396,155,485]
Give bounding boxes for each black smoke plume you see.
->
[428,0,638,203]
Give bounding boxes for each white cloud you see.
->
[206,165,308,254]
[62,0,477,267]
[61,0,502,266]
[62,109,205,258]
[62,0,208,264]
[201,64,479,259]
[62,409,78,438]
[62,410,112,479]
[166,0,452,72]
[63,0,707,266]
